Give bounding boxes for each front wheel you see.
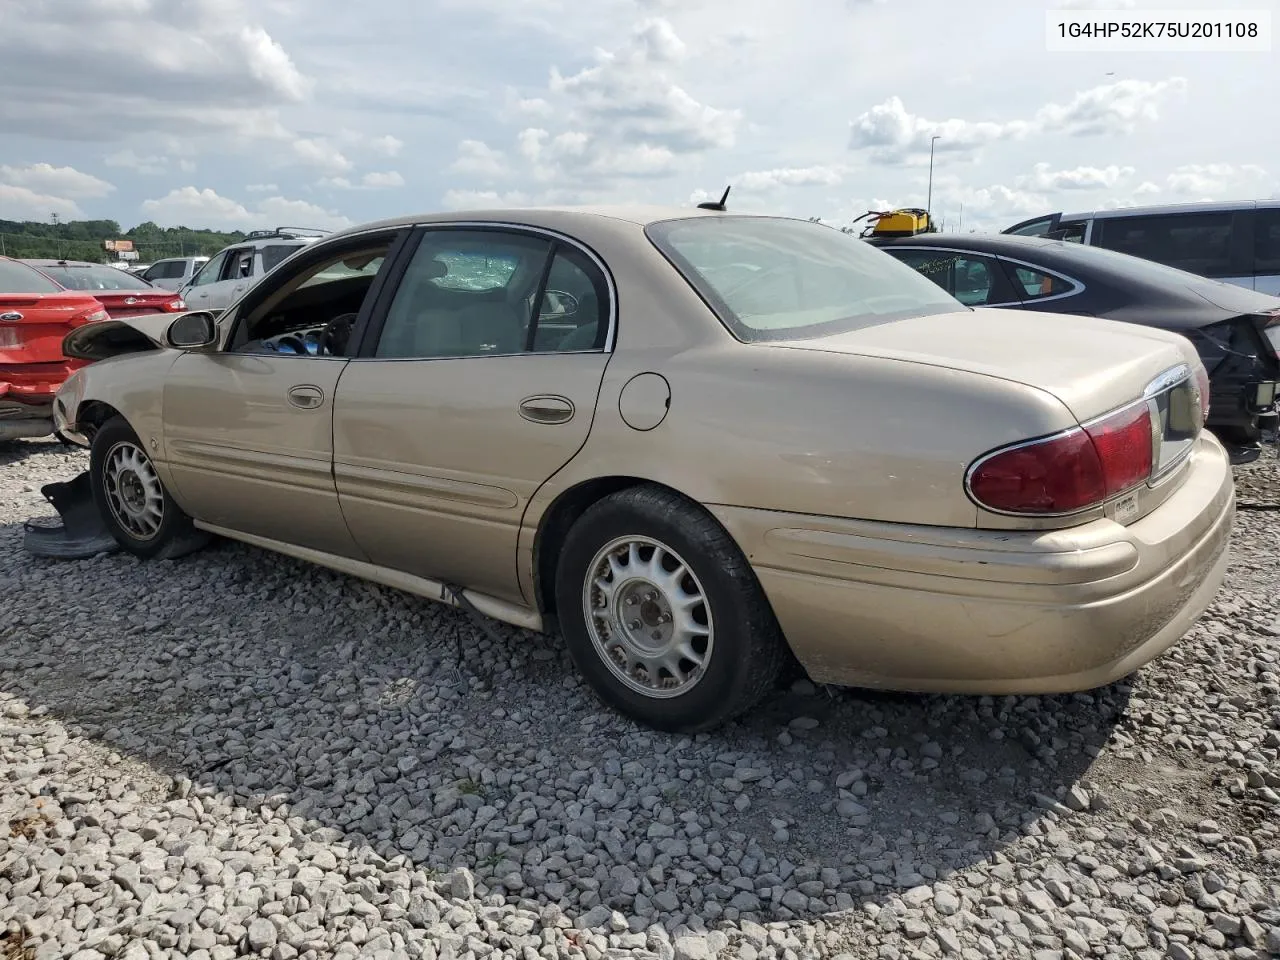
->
[554,485,787,732]
[90,416,210,559]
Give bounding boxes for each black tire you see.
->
[90,416,210,559]
[554,485,788,733]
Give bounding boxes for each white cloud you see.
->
[369,135,404,158]
[140,186,352,230]
[1019,162,1135,191]
[850,77,1187,163]
[319,171,406,190]
[1056,0,1136,8]
[0,184,83,221]
[1135,181,1161,195]
[1164,163,1270,198]
[360,171,404,189]
[0,0,310,142]
[0,163,115,199]
[292,138,352,174]
[104,150,168,175]
[245,183,279,193]
[736,166,846,191]
[441,189,533,210]
[452,17,742,202]
[1035,77,1188,137]
[451,140,507,178]
[141,187,251,226]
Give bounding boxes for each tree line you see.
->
[0,219,247,263]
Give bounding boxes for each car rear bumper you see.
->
[711,433,1235,694]
[0,399,55,441]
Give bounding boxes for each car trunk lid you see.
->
[0,292,106,364]
[769,307,1201,425]
[91,289,184,319]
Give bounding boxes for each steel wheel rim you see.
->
[583,535,715,699]
[103,440,164,541]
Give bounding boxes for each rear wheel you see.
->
[90,416,210,559]
[554,485,787,732]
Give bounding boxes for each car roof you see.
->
[317,204,778,244]
[1055,198,1280,222]
[22,259,107,268]
[872,233,1066,256]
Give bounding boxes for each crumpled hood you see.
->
[61,312,177,361]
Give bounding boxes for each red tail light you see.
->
[164,298,186,312]
[967,401,1154,515]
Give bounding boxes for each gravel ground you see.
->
[1,437,1278,960]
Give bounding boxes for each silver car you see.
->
[180,228,328,312]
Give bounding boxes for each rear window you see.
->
[38,264,153,291]
[0,260,62,294]
[645,217,961,342]
[260,245,300,273]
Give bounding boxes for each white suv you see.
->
[180,228,329,312]
[137,256,209,291]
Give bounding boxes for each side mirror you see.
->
[166,311,218,350]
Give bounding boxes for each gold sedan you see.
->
[46,207,1235,732]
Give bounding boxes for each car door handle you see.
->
[287,384,325,409]
[518,395,575,424]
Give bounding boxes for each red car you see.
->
[0,257,109,442]
[23,259,187,319]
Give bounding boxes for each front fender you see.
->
[56,350,181,475]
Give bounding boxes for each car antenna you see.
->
[697,185,731,211]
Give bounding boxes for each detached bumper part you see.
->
[23,471,121,559]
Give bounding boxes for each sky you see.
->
[0,0,1276,236]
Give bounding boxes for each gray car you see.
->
[1004,200,1280,296]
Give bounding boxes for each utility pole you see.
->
[926,135,940,222]
[958,203,964,233]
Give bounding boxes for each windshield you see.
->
[646,216,962,341]
[37,264,154,291]
[0,259,63,294]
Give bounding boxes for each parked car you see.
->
[872,232,1280,461]
[23,260,187,319]
[0,257,108,441]
[38,208,1233,732]
[1003,200,1280,295]
[180,228,329,313]
[137,256,208,291]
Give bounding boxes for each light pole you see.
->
[926,135,940,222]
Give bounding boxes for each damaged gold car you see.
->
[31,206,1235,732]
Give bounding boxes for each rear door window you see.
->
[260,245,299,274]
[1006,263,1075,302]
[885,249,1008,306]
[1093,211,1245,278]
